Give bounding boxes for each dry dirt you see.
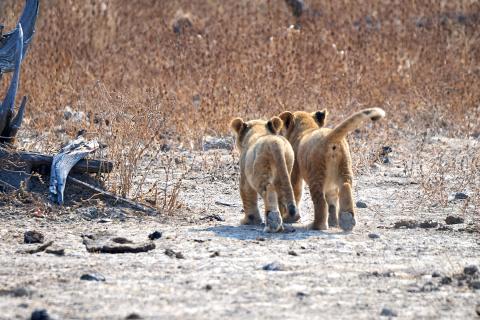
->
[0,137,479,320]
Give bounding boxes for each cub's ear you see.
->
[230,118,245,135]
[279,111,294,130]
[312,109,328,127]
[267,116,283,134]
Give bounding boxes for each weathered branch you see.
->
[0,25,23,136]
[0,0,39,73]
[0,149,113,174]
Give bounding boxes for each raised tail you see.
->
[326,107,385,142]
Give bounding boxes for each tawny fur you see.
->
[230,116,299,233]
[279,108,386,231]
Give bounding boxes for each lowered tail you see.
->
[327,107,385,142]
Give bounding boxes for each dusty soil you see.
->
[0,137,479,320]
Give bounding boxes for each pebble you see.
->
[432,271,441,278]
[204,284,212,291]
[380,307,397,317]
[464,265,478,276]
[476,304,480,316]
[148,231,162,240]
[393,220,418,229]
[440,276,452,285]
[80,273,106,282]
[288,250,298,256]
[165,249,184,259]
[419,220,438,229]
[262,262,284,271]
[356,201,368,208]
[470,281,480,290]
[368,233,380,239]
[24,231,44,244]
[445,216,464,225]
[30,309,51,320]
[125,313,142,320]
[454,192,469,200]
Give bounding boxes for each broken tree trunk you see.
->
[0,0,39,145]
[0,0,39,73]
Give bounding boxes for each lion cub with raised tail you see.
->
[230,116,299,233]
[279,108,386,231]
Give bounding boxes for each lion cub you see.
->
[279,108,386,231]
[230,116,299,232]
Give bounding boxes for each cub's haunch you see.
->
[279,108,386,231]
[230,116,299,233]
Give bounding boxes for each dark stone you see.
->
[30,309,51,320]
[148,231,162,240]
[288,250,298,256]
[419,220,438,229]
[356,201,368,208]
[432,271,441,278]
[24,230,44,244]
[296,291,308,299]
[393,220,418,229]
[454,192,469,200]
[464,265,478,276]
[80,273,106,282]
[380,307,397,317]
[262,262,284,271]
[165,249,184,259]
[204,284,212,291]
[209,251,219,258]
[45,247,65,256]
[441,276,452,285]
[476,304,480,316]
[445,216,464,225]
[125,313,142,319]
[368,233,380,239]
[469,281,480,290]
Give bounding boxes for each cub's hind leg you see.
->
[338,180,356,231]
[261,184,284,233]
[239,175,262,225]
[308,184,329,231]
[326,189,339,227]
[275,177,299,224]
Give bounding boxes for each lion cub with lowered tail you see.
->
[279,108,386,231]
[230,116,299,233]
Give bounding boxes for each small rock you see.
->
[18,303,29,308]
[441,276,452,285]
[209,251,220,258]
[356,201,368,208]
[148,231,162,240]
[380,307,397,317]
[368,233,380,239]
[80,273,106,282]
[125,313,142,320]
[30,309,51,320]
[256,237,266,241]
[445,216,464,225]
[419,220,438,229]
[476,304,480,316]
[454,192,469,200]
[393,220,418,229]
[469,281,480,290]
[288,250,298,256]
[296,291,308,299]
[165,249,184,259]
[24,231,44,244]
[432,271,441,278]
[262,262,284,271]
[45,247,65,256]
[204,284,212,291]
[200,214,225,222]
[464,265,478,276]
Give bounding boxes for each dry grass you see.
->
[1,0,479,211]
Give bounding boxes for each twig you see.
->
[67,176,158,215]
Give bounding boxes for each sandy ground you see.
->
[0,139,479,320]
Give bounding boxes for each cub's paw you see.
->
[339,212,356,232]
[264,211,284,233]
[328,213,339,228]
[283,203,300,223]
[240,214,262,226]
[307,222,328,231]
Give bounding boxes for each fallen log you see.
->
[0,149,113,174]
